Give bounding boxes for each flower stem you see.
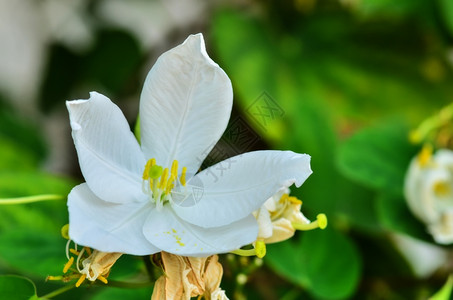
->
[40,284,76,299]
[0,194,64,205]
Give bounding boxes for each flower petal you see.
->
[68,183,160,255]
[172,151,312,228]
[139,33,233,173]
[142,205,258,257]
[67,92,146,203]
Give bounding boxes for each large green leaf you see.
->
[376,193,432,242]
[337,121,418,195]
[91,286,153,300]
[430,275,453,300]
[0,275,39,300]
[266,229,361,299]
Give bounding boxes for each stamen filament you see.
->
[231,240,266,258]
[292,214,328,231]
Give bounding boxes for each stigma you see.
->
[142,158,187,210]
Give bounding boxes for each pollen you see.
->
[75,274,86,287]
[142,158,189,209]
[292,213,328,231]
[63,256,74,273]
[433,181,451,197]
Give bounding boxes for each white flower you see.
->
[66,33,312,256]
[254,188,326,244]
[405,146,453,244]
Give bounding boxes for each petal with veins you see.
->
[172,151,312,228]
[68,183,159,255]
[139,33,232,174]
[67,92,146,204]
[143,205,258,256]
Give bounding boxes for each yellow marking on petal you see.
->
[417,144,433,167]
[97,275,108,284]
[180,167,187,186]
[159,168,169,190]
[63,257,74,273]
[172,228,176,233]
[434,181,451,197]
[69,248,80,256]
[61,224,70,239]
[75,274,86,287]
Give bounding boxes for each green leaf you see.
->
[0,228,67,277]
[376,193,432,242]
[337,120,417,195]
[437,0,453,37]
[266,229,361,299]
[0,275,38,300]
[430,275,453,300]
[91,286,153,300]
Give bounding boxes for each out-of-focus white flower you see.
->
[391,233,449,278]
[405,146,453,244]
[66,33,312,257]
[253,187,327,244]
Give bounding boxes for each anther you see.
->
[255,240,266,258]
[63,257,74,273]
[75,274,86,287]
[159,168,169,190]
[292,213,328,231]
[70,248,80,256]
[171,160,178,178]
[417,144,433,167]
[180,167,187,186]
[97,275,108,284]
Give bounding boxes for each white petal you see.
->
[172,151,312,228]
[142,205,258,257]
[139,33,232,173]
[67,92,146,203]
[68,183,160,255]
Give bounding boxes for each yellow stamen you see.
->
[75,274,86,287]
[46,275,63,281]
[69,248,80,256]
[63,257,74,273]
[159,168,169,190]
[288,196,302,205]
[180,167,187,186]
[292,213,328,231]
[97,275,108,284]
[84,247,92,256]
[142,159,153,180]
[166,176,175,195]
[171,160,178,178]
[255,240,266,258]
[279,194,289,203]
[417,144,433,167]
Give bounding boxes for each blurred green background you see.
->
[1,0,453,299]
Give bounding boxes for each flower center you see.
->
[142,158,187,210]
